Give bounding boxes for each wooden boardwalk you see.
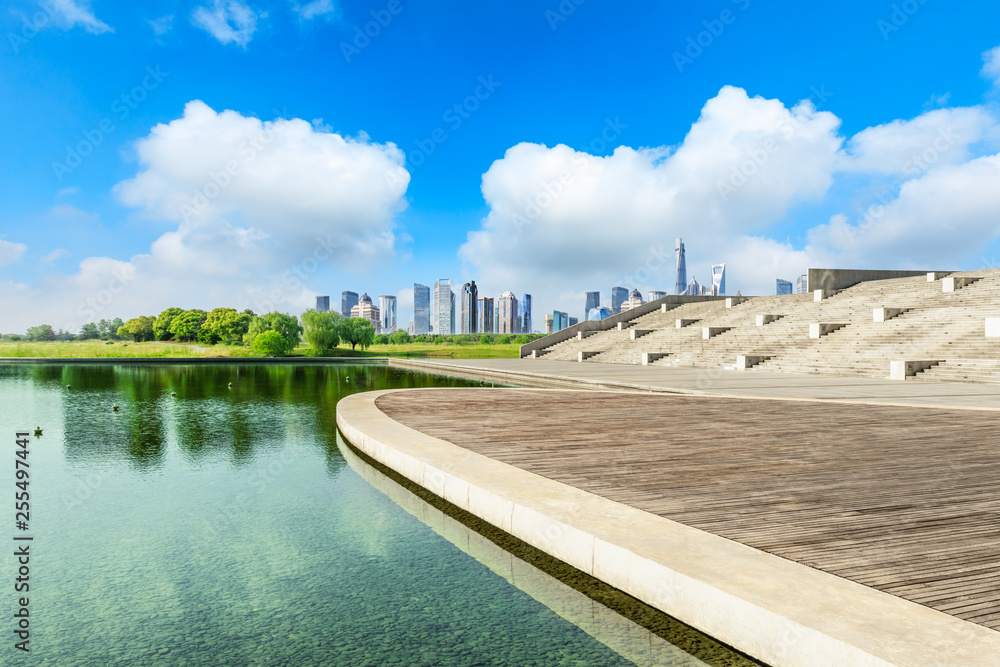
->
[376,388,1000,632]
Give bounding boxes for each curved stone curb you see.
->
[337,388,1000,667]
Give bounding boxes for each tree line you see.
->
[3,307,543,354]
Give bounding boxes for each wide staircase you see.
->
[530,269,1000,383]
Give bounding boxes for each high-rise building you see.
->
[776,279,793,295]
[795,275,808,294]
[497,291,518,334]
[674,238,686,295]
[518,294,532,334]
[552,310,569,332]
[477,297,494,333]
[341,291,359,318]
[588,307,612,321]
[711,263,726,296]
[647,290,667,302]
[413,283,431,334]
[619,288,645,313]
[584,291,600,321]
[315,295,330,313]
[568,317,578,327]
[350,293,381,332]
[544,314,554,334]
[611,286,628,313]
[683,275,700,296]
[433,279,453,336]
[378,295,397,333]
[460,281,479,334]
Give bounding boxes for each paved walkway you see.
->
[389,358,1000,410]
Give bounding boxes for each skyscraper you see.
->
[584,291,600,321]
[552,310,568,332]
[611,286,628,313]
[683,275,700,296]
[315,295,330,313]
[795,275,808,294]
[341,291,359,318]
[434,279,453,336]
[350,293,381,332]
[497,291,518,334]
[477,297,494,333]
[674,238,686,295]
[588,306,612,321]
[544,314,554,334]
[647,290,667,302]
[461,282,478,334]
[413,283,430,334]
[518,294,532,334]
[711,263,726,296]
[378,295,397,333]
[776,279,793,295]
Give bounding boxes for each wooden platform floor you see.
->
[376,388,1000,631]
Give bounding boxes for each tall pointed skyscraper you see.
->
[674,238,686,295]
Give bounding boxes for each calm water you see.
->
[0,363,753,666]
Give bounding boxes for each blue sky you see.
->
[3,0,1000,332]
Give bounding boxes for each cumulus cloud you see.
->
[192,0,260,47]
[0,240,28,267]
[459,84,1000,318]
[43,0,113,34]
[982,46,1000,87]
[41,248,70,263]
[0,101,409,333]
[291,0,335,21]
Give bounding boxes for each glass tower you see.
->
[497,292,518,334]
[711,263,726,296]
[674,238,686,295]
[315,296,330,313]
[518,294,532,334]
[378,295,397,333]
[776,279,793,295]
[461,282,478,334]
[434,279,453,336]
[611,286,628,313]
[584,291,600,321]
[413,283,430,334]
[341,291,359,318]
[477,297,494,333]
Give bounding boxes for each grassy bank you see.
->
[0,340,523,359]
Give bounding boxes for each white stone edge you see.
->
[336,388,1000,667]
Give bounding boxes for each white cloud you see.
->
[459,84,1000,318]
[43,0,113,34]
[841,107,997,175]
[49,203,99,222]
[192,0,260,47]
[41,248,70,263]
[148,14,174,36]
[57,186,80,198]
[0,240,28,267]
[291,0,335,21]
[982,46,1000,87]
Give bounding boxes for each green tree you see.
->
[169,309,207,342]
[201,308,253,345]
[301,309,341,352]
[479,334,489,344]
[78,323,100,340]
[513,335,529,345]
[154,308,184,340]
[250,330,287,357]
[26,325,57,341]
[243,312,302,353]
[389,330,411,345]
[498,335,511,344]
[338,317,376,351]
[119,316,156,342]
[373,334,389,345]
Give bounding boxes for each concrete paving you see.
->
[389,357,1000,410]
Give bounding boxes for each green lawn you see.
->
[0,340,524,359]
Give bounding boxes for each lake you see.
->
[0,363,757,666]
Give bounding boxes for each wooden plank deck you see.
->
[376,388,1000,631]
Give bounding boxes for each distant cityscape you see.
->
[317,238,806,335]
